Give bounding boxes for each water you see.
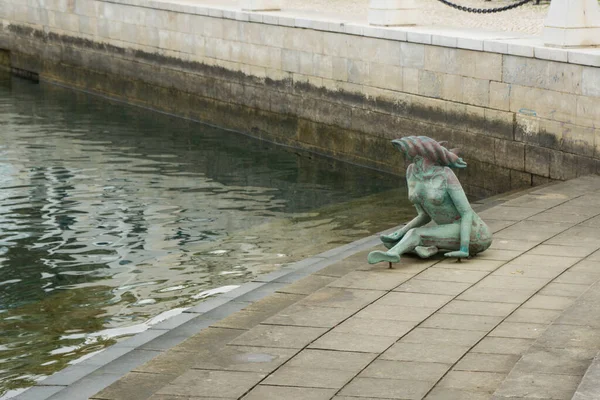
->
[0,73,414,397]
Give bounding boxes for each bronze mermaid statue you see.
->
[368,136,492,265]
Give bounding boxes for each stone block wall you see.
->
[1,0,599,197]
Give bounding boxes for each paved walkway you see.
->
[168,0,549,35]
[72,174,600,400]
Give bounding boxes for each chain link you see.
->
[434,0,534,13]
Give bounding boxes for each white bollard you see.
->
[368,0,420,26]
[543,0,600,47]
[240,0,281,11]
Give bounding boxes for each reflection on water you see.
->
[0,73,413,397]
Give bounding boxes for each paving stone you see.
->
[588,249,600,262]
[148,395,229,400]
[360,360,451,381]
[156,370,265,398]
[554,269,600,285]
[506,308,562,324]
[547,227,600,247]
[339,377,434,399]
[438,300,518,317]
[476,249,524,261]
[494,228,557,242]
[477,275,549,291]
[535,324,600,349]
[263,365,356,388]
[480,206,543,221]
[139,319,220,351]
[395,279,471,296]
[327,270,415,290]
[455,353,520,373]
[417,267,489,283]
[528,245,596,258]
[521,294,576,310]
[425,387,492,400]
[309,331,398,353]
[314,259,368,277]
[286,349,375,371]
[381,342,471,364]
[506,253,583,268]
[471,337,535,355]
[421,313,502,332]
[539,283,591,297]
[437,370,506,392]
[489,239,539,252]
[333,317,415,337]
[494,372,581,399]
[211,310,276,330]
[192,345,295,373]
[355,304,437,322]
[402,328,486,347]
[91,371,174,400]
[433,258,505,272]
[512,346,596,376]
[374,292,453,308]
[241,293,306,313]
[133,348,202,375]
[230,325,326,349]
[170,327,246,353]
[276,275,336,295]
[492,263,570,279]
[457,286,534,304]
[525,208,596,224]
[262,304,355,328]
[489,322,547,339]
[241,385,336,400]
[297,287,383,309]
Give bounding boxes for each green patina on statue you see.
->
[368,136,492,266]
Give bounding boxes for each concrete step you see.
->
[572,351,600,400]
[492,280,600,400]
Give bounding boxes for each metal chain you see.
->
[434,0,534,13]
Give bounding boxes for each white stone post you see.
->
[368,0,419,26]
[240,0,281,11]
[544,0,600,47]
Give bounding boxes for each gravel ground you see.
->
[286,0,549,35]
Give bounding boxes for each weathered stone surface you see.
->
[156,370,265,398]
[360,360,451,381]
[421,314,502,332]
[264,365,356,388]
[230,325,326,349]
[286,349,375,371]
[339,377,434,399]
[437,371,506,392]
[192,345,295,373]
[381,342,470,364]
[494,372,581,399]
[472,337,535,355]
[455,353,520,373]
[439,300,518,317]
[262,304,355,328]
[309,331,398,353]
[242,385,336,400]
[374,292,453,308]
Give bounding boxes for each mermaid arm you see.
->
[444,168,473,258]
[381,204,431,243]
